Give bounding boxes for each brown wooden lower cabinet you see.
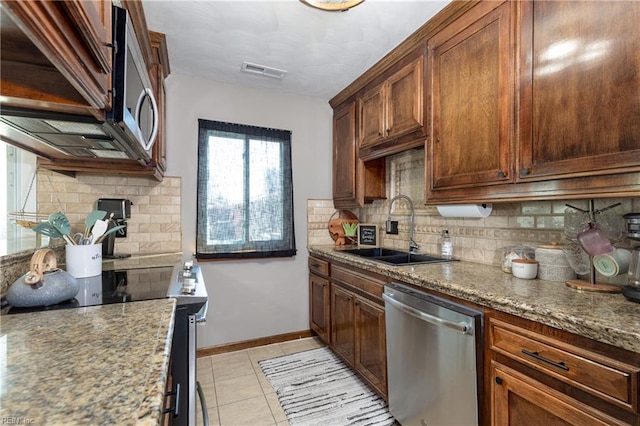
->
[330,280,388,399]
[309,273,330,344]
[491,361,627,426]
[354,296,387,397]
[330,284,356,365]
[488,313,640,425]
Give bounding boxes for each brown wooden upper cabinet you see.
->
[0,0,112,118]
[426,0,640,203]
[427,0,514,192]
[358,52,426,161]
[333,100,385,209]
[517,0,640,182]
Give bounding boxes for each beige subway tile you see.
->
[136,214,151,224]
[139,242,163,253]
[116,242,140,253]
[74,175,103,185]
[128,177,155,187]
[103,176,129,186]
[129,233,151,242]
[148,195,171,205]
[159,223,181,233]
[170,232,182,242]
[161,205,181,215]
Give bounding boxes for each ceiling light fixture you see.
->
[241,62,287,79]
[300,0,365,12]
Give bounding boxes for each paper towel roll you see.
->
[436,204,493,218]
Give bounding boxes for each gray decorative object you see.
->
[6,249,79,307]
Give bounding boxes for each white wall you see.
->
[165,74,333,348]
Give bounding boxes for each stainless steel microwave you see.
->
[0,6,159,164]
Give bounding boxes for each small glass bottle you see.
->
[441,229,453,259]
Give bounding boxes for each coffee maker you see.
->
[622,213,640,303]
[97,198,132,259]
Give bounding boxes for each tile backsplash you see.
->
[308,148,640,267]
[37,169,182,255]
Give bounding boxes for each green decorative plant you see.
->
[342,222,358,237]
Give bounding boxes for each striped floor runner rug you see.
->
[259,347,396,426]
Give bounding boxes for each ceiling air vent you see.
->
[241,62,287,79]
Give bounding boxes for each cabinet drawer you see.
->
[308,257,329,276]
[489,318,639,412]
[332,265,385,300]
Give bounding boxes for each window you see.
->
[196,120,296,259]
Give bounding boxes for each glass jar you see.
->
[501,246,535,273]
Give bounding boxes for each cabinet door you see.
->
[386,56,424,141]
[1,0,111,113]
[333,101,360,208]
[330,285,355,366]
[518,1,640,181]
[354,297,387,398]
[150,31,169,174]
[428,0,513,191]
[309,273,330,344]
[359,83,386,148]
[491,362,626,426]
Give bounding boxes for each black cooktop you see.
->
[2,266,175,315]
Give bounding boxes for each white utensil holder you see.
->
[66,244,103,278]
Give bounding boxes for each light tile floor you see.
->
[196,336,326,426]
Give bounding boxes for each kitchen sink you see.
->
[342,248,458,265]
[342,248,407,257]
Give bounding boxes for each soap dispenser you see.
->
[440,229,453,259]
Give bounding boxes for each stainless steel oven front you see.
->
[164,261,209,426]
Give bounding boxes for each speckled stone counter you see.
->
[309,245,640,354]
[0,298,176,425]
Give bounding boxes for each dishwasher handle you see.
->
[383,292,472,335]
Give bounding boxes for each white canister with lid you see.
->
[535,243,576,282]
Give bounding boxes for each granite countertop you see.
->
[0,298,176,425]
[309,245,640,354]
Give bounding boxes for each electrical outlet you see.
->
[386,220,399,235]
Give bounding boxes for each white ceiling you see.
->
[142,0,451,100]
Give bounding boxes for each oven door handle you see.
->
[195,300,208,324]
[197,381,209,426]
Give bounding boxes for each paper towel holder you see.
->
[436,203,493,218]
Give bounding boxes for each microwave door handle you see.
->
[134,87,159,151]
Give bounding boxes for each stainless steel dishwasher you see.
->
[383,283,483,426]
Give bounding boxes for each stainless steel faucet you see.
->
[387,194,420,253]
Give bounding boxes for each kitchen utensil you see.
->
[6,249,78,307]
[576,223,614,256]
[89,219,109,244]
[84,210,107,238]
[33,222,63,239]
[593,248,631,277]
[49,212,75,245]
[94,224,126,244]
[73,232,92,245]
[511,258,538,279]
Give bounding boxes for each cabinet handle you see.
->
[495,377,503,385]
[497,170,506,178]
[521,349,569,371]
[378,131,383,136]
[311,263,320,268]
[520,167,530,176]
